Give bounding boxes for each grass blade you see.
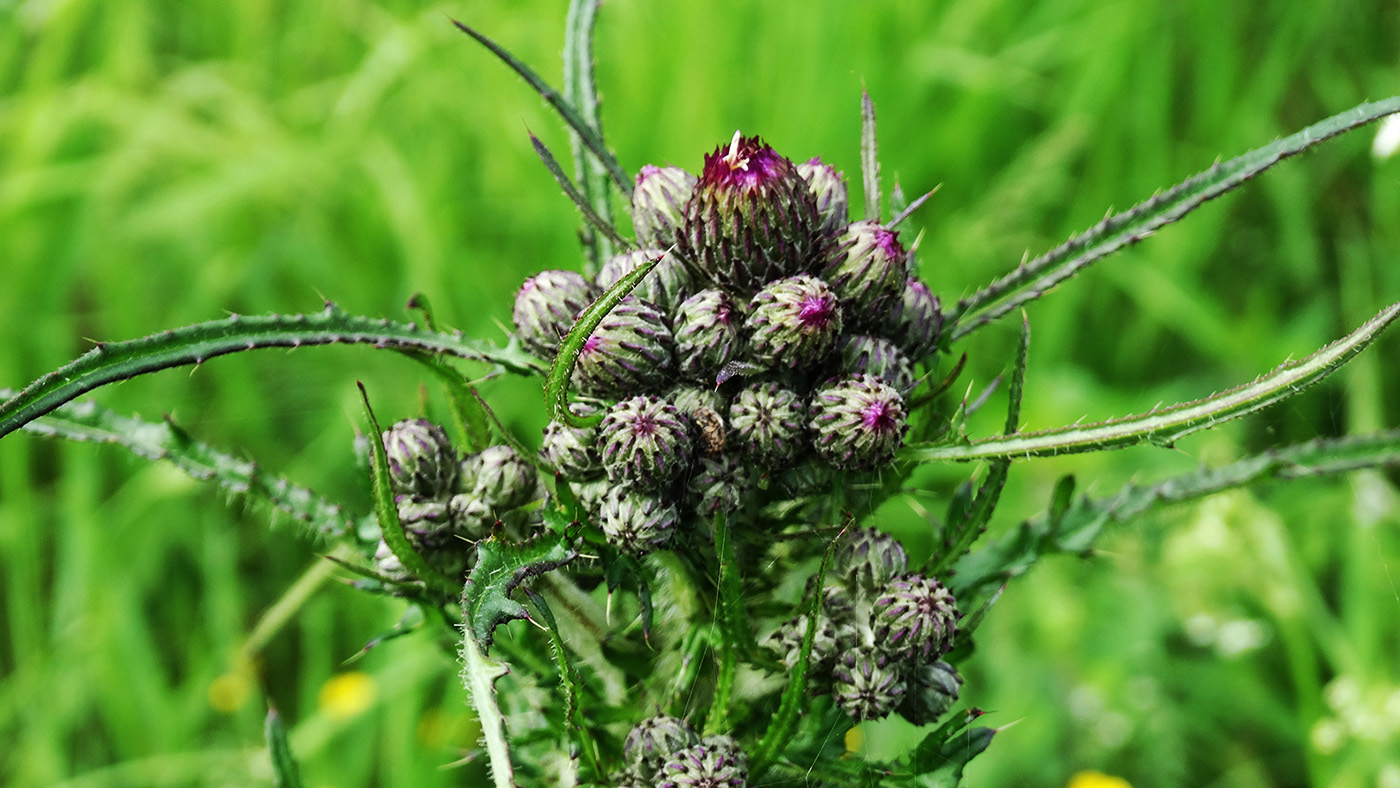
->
[452,18,629,194]
[907,301,1400,462]
[530,132,631,250]
[563,0,615,272]
[946,96,1400,340]
[265,707,306,788]
[860,90,880,221]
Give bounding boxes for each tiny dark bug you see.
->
[692,405,726,456]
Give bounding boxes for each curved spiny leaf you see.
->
[0,303,545,441]
[947,96,1400,339]
[907,301,1400,462]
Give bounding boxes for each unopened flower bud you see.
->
[744,275,843,371]
[599,395,693,490]
[889,278,943,361]
[686,454,751,517]
[871,573,959,660]
[572,296,676,398]
[836,334,916,395]
[624,715,699,778]
[512,270,599,359]
[678,133,823,296]
[469,445,539,512]
[797,157,849,235]
[832,647,906,721]
[729,382,807,468]
[808,374,907,471]
[381,418,459,498]
[599,488,679,556]
[540,414,603,479]
[597,249,693,313]
[658,738,749,788]
[674,288,744,382]
[834,526,909,596]
[820,220,908,322]
[897,660,962,726]
[632,165,696,249]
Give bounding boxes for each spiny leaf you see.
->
[13,394,362,541]
[949,428,1400,609]
[903,712,996,786]
[546,251,664,428]
[0,303,545,441]
[523,588,601,779]
[712,512,757,658]
[459,622,516,788]
[265,707,306,788]
[463,533,577,650]
[947,96,1400,339]
[906,300,1400,462]
[452,18,629,193]
[358,384,459,596]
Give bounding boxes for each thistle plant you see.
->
[3,4,1400,788]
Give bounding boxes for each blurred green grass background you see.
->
[1,1,1398,786]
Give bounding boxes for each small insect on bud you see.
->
[512,270,599,360]
[691,405,727,457]
[673,288,744,383]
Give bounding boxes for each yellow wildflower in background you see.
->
[1067,770,1133,788]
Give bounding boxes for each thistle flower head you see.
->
[632,165,697,249]
[685,454,751,516]
[571,296,676,398]
[797,156,850,235]
[657,737,749,788]
[821,219,909,322]
[512,269,598,359]
[871,573,959,660]
[889,277,944,361]
[468,445,539,512]
[678,132,823,296]
[599,395,693,490]
[540,410,603,479]
[808,374,908,471]
[673,288,744,383]
[744,275,843,371]
[832,647,906,721]
[729,382,807,468]
[897,660,963,726]
[599,487,680,557]
[835,334,916,396]
[834,526,910,596]
[381,418,459,498]
[624,714,699,779]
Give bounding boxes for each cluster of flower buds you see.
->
[764,526,962,723]
[613,715,749,788]
[516,132,944,557]
[372,418,541,581]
